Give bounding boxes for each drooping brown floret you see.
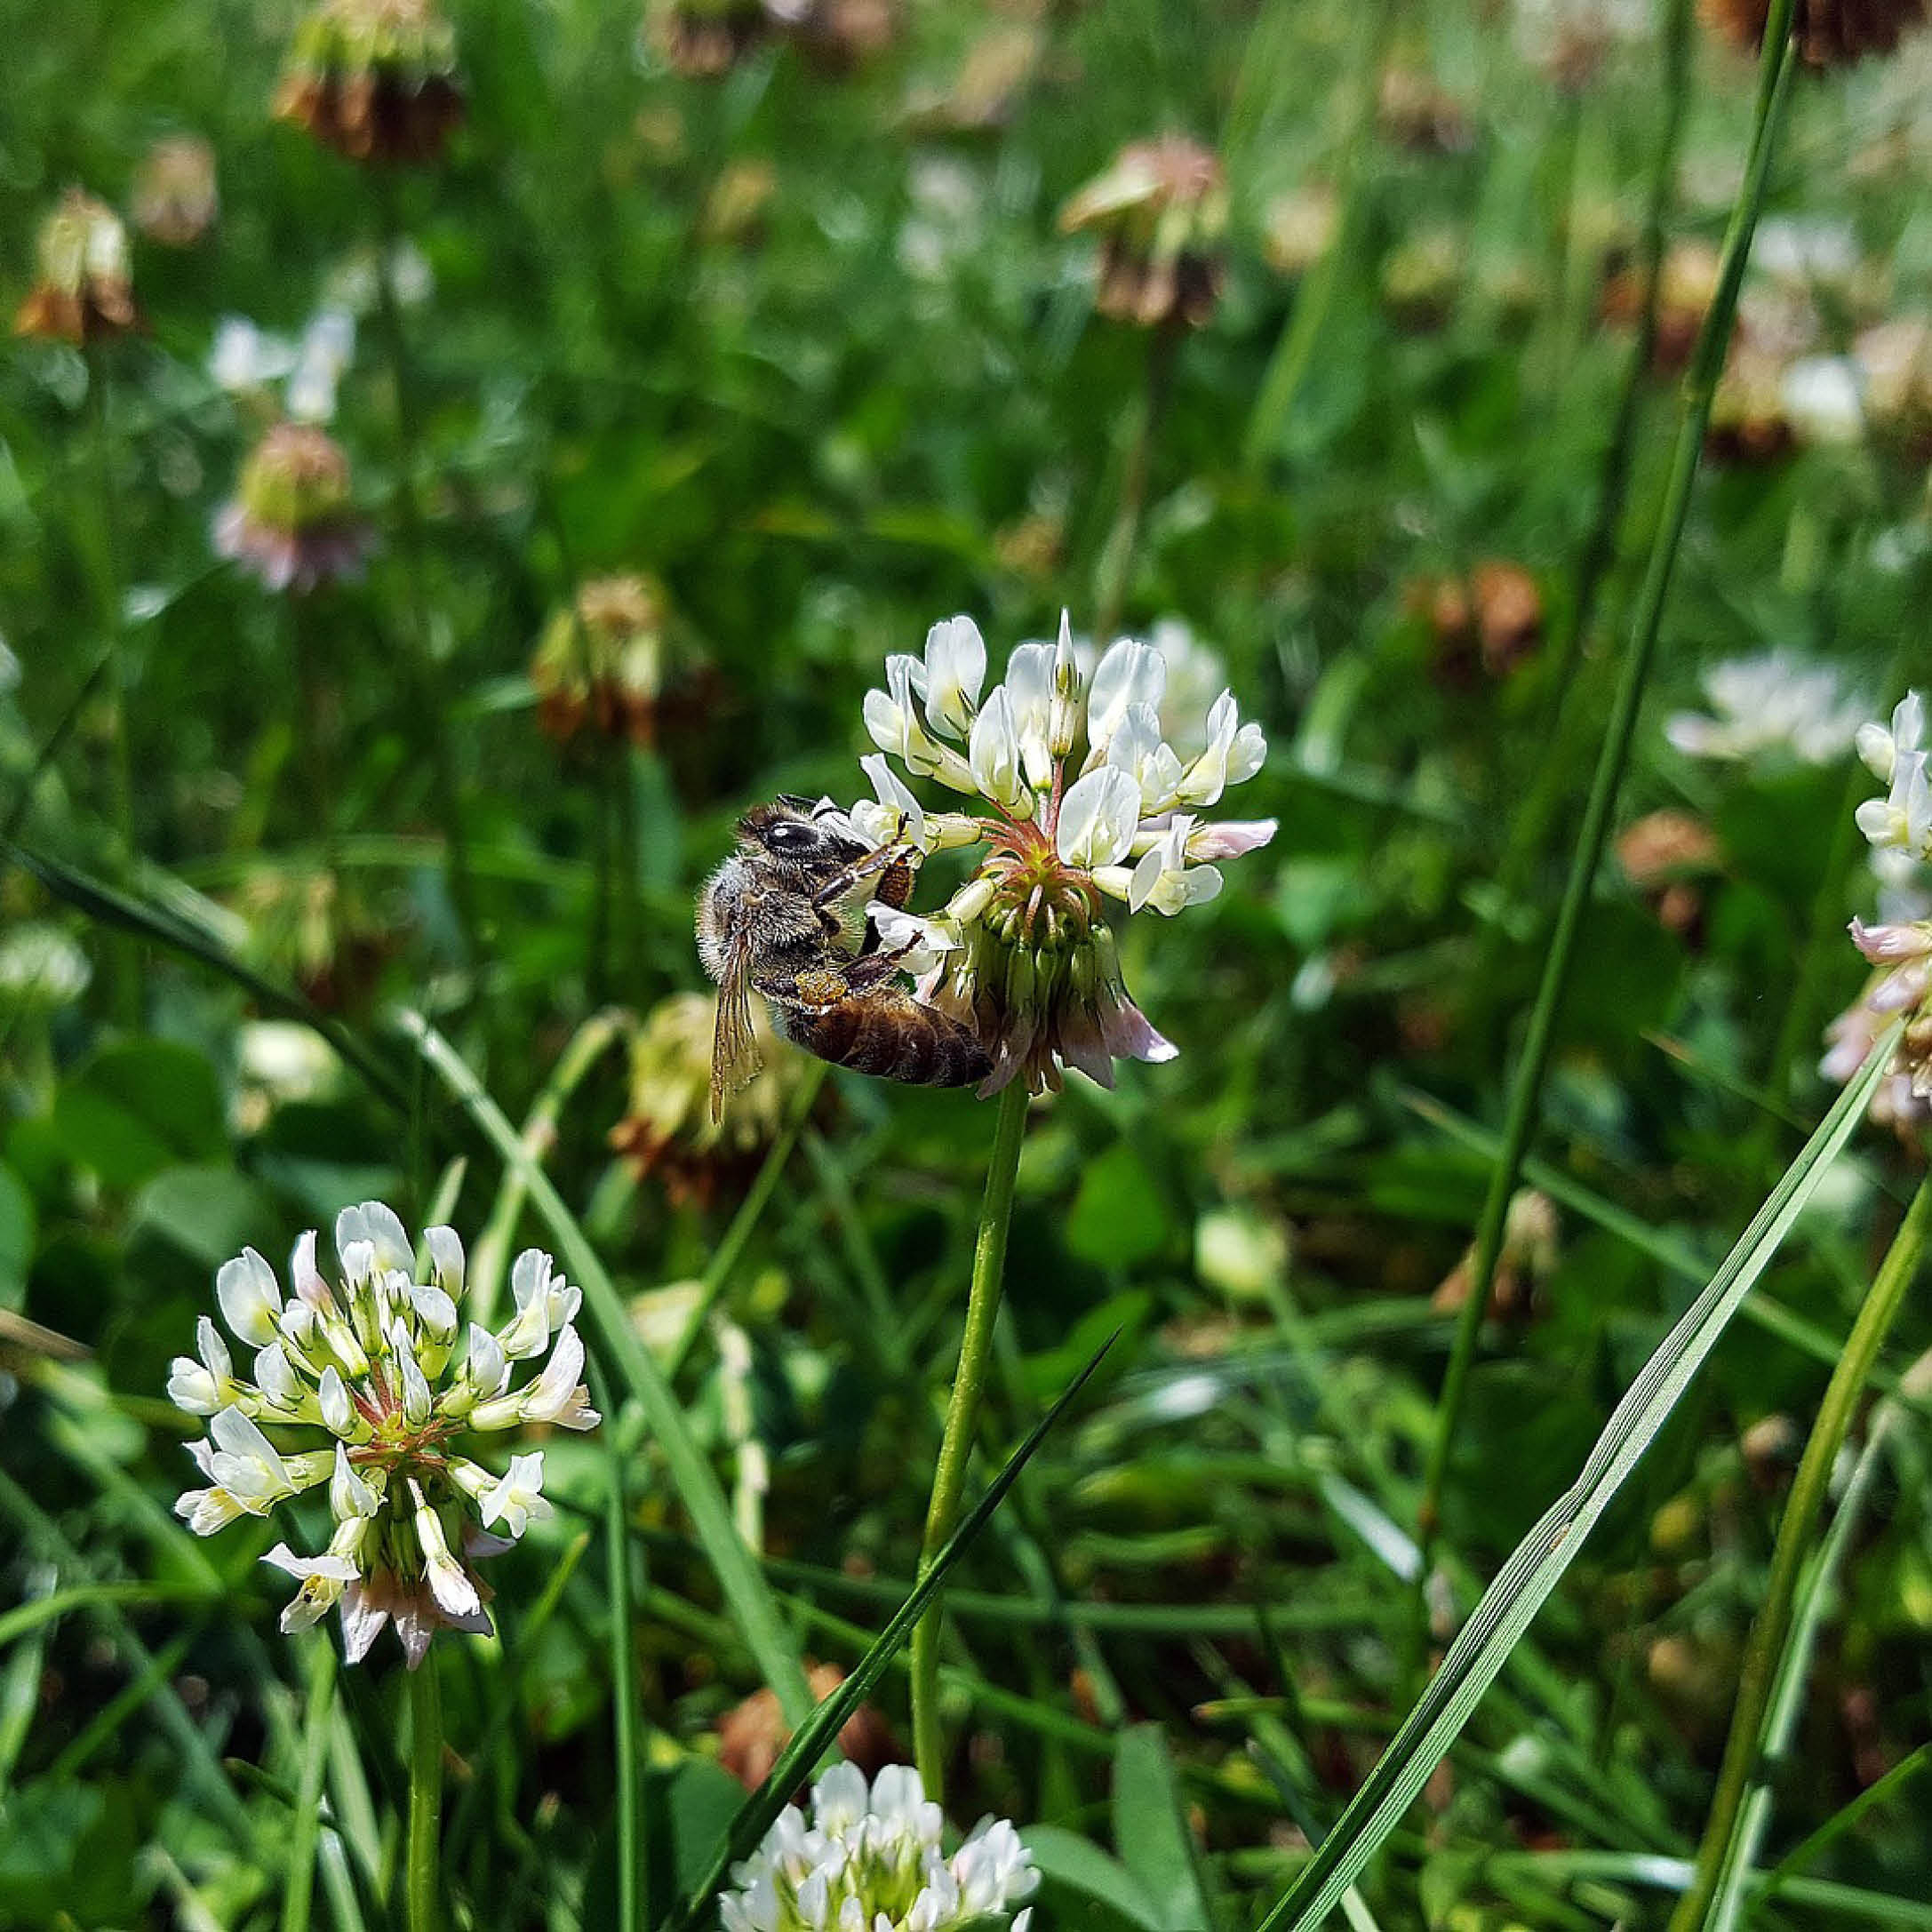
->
[646,0,773,76]
[132,136,219,247]
[275,0,464,164]
[214,424,376,595]
[1700,0,1928,64]
[1059,135,1228,330]
[13,189,140,345]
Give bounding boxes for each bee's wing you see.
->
[709,936,762,1122]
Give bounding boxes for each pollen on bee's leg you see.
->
[794,968,849,1008]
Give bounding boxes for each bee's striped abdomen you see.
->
[785,992,991,1089]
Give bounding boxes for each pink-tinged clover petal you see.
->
[1850,916,1932,962]
[1186,817,1276,859]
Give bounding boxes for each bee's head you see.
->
[735,795,866,874]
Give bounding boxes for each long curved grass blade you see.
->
[664,1332,1117,1932]
[1262,1029,1893,1930]
[395,1007,815,1724]
[6,841,411,1114]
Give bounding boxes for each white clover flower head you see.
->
[853,611,1275,1096]
[167,1203,600,1667]
[1826,700,1932,1141]
[1664,651,1868,768]
[1855,691,1932,862]
[720,1764,1037,1932]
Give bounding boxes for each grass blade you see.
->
[6,840,411,1114]
[395,1007,814,1723]
[665,1332,1117,1932]
[1261,1027,1893,1929]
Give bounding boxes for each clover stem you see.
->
[911,1077,1031,1799]
[406,1660,443,1932]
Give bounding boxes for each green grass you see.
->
[5,1,1932,1927]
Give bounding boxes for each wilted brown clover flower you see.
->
[275,0,465,165]
[1702,0,1927,62]
[647,0,773,76]
[14,189,140,345]
[1060,136,1228,331]
[609,990,809,1205]
[132,135,220,247]
[530,573,678,748]
[214,423,376,595]
[770,0,898,73]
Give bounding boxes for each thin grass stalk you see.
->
[406,1663,443,1932]
[604,1386,643,1932]
[1474,0,1691,992]
[911,1077,1030,1799]
[1709,1352,1931,1930]
[371,183,480,969]
[1,650,110,853]
[7,842,412,1113]
[1765,1741,1932,1896]
[1417,4,1800,1545]
[280,1636,337,1932]
[0,1465,256,1848]
[1257,1023,1890,1929]
[1240,0,1395,475]
[1668,1170,1932,1932]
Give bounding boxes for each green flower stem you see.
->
[1093,319,1179,650]
[86,348,139,1026]
[406,1661,443,1932]
[371,181,480,970]
[1417,4,1799,1548]
[911,1078,1031,1799]
[1667,1170,1932,1932]
[280,1635,337,1932]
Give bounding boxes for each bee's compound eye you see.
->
[765,821,815,852]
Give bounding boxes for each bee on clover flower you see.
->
[843,611,1276,1097]
[168,1202,599,1666]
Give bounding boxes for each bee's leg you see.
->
[856,855,918,956]
[752,962,851,1011]
[842,946,916,990]
[810,842,914,914]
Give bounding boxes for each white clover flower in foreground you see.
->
[1664,651,1867,767]
[850,612,1275,1095]
[169,1202,599,1666]
[721,1763,1036,1932]
[1824,691,1932,1138]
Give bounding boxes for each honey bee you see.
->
[697,795,992,1119]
